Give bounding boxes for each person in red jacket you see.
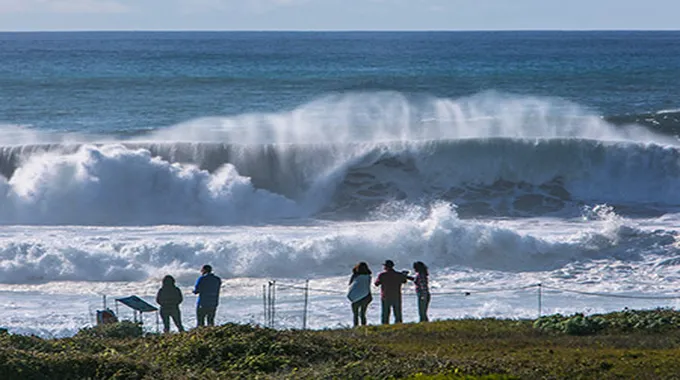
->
[374,259,408,324]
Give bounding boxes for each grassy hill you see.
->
[2,309,680,379]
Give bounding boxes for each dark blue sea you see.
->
[1,31,679,134]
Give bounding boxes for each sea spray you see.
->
[145,92,674,144]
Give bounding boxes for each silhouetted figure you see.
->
[156,275,184,333]
[347,262,373,327]
[374,260,408,324]
[193,264,221,327]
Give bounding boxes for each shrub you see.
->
[75,321,143,339]
[534,308,680,335]
[534,313,607,335]
[603,308,680,332]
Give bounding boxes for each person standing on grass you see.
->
[347,262,373,327]
[156,275,185,333]
[374,259,408,324]
[409,261,431,322]
[193,264,221,327]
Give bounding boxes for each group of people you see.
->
[348,259,430,327]
[155,264,221,333]
[154,260,430,333]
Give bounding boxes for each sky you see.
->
[0,0,677,31]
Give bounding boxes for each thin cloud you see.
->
[177,0,311,14]
[251,0,311,13]
[0,0,131,14]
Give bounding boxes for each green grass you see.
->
[1,309,680,379]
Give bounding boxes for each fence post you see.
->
[272,280,276,328]
[302,279,309,330]
[263,284,267,327]
[537,283,542,319]
[267,281,273,328]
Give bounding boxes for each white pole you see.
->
[302,279,309,330]
[538,283,542,319]
[268,281,273,328]
[262,284,268,327]
[272,280,276,329]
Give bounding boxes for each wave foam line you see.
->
[0,203,675,284]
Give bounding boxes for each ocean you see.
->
[1,31,680,337]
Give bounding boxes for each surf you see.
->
[1,92,678,225]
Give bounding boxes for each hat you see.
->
[383,260,395,268]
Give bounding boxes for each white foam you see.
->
[0,144,302,225]
[0,203,673,285]
[656,108,680,115]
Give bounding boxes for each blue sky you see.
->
[0,0,677,31]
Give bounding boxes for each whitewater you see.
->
[1,92,680,337]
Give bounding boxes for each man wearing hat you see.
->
[374,259,408,324]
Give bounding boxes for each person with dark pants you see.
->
[374,260,408,324]
[156,275,184,333]
[347,262,373,327]
[409,261,431,322]
[193,264,221,327]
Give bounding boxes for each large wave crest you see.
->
[1,92,678,225]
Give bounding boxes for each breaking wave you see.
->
[1,203,676,284]
[1,92,679,225]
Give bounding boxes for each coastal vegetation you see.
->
[1,308,680,379]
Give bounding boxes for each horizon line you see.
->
[0,28,679,33]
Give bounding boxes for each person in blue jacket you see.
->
[193,264,221,327]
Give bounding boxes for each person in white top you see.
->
[347,262,373,327]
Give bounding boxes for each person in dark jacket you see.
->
[374,259,408,324]
[156,275,184,333]
[193,264,221,327]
